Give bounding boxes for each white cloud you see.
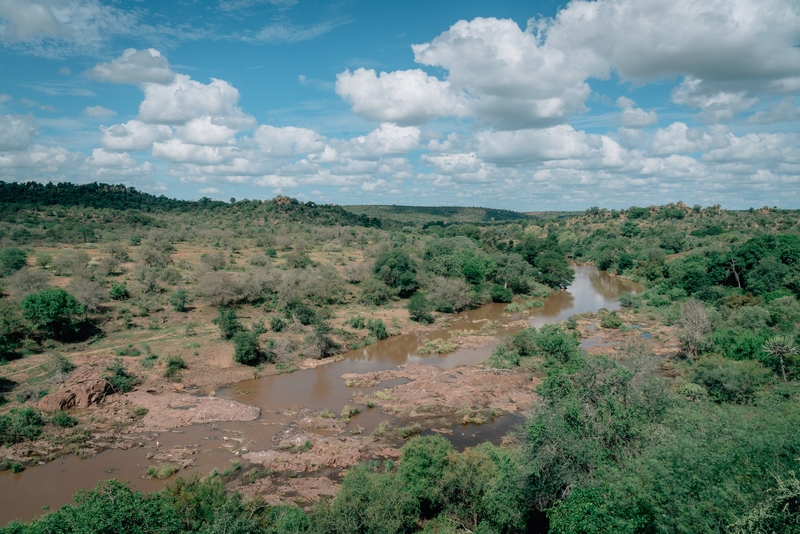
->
[138,74,255,128]
[746,97,800,124]
[151,139,228,165]
[620,107,658,128]
[82,105,115,117]
[252,19,350,43]
[199,187,221,194]
[254,125,326,157]
[0,114,37,150]
[253,175,299,188]
[421,152,482,175]
[178,116,237,146]
[339,0,800,128]
[671,77,758,123]
[0,0,138,57]
[335,68,464,125]
[100,120,171,151]
[341,123,420,159]
[615,96,657,128]
[87,48,174,85]
[650,122,712,155]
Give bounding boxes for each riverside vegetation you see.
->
[0,182,799,533]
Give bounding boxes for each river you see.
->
[0,266,639,525]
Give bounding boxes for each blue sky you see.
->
[1,0,800,210]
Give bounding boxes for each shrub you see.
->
[0,407,45,445]
[691,356,772,403]
[163,355,187,382]
[417,338,458,354]
[360,276,397,306]
[232,330,263,366]
[490,285,514,303]
[292,303,317,325]
[600,311,624,329]
[407,293,434,324]
[20,288,85,338]
[367,318,388,340]
[146,463,178,480]
[213,308,242,339]
[373,248,418,297]
[35,252,53,269]
[347,315,366,329]
[109,281,130,300]
[504,302,521,313]
[168,289,189,312]
[104,358,139,393]
[0,247,27,276]
[51,410,78,428]
[270,315,286,332]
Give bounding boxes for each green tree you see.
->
[0,247,27,276]
[213,308,242,339]
[373,249,418,297]
[232,330,262,365]
[168,289,189,312]
[407,293,434,324]
[20,288,85,338]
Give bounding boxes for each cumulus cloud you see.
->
[341,123,420,159]
[335,68,465,125]
[100,120,171,152]
[0,114,37,151]
[152,139,230,165]
[83,105,115,117]
[650,122,712,156]
[87,48,175,85]
[178,117,238,146]
[615,97,657,128]
[254,125,327,157]
[138,74,255,128]
[746,97,800,124]
[339,0,800,128]
[84,147,153,176]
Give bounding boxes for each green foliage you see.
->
[360,276,397,306]
[168,289,188,312]
[407,293,434,324]
[690,356,773,403]
[367,318,388,341]
[213,308,243,339]
[20,288,85,338]
[0,247,27,276]
[397,435,454,512]
[516,235,575,289]
[729,474,800,534]
[163,355,187,382]
[104,358,139,393]
[232,330,264,366]
[269,315,286,333]
[0,407,45,445]
[346,315,366,329]
[109,282,130,301]
[373,248,418,297]
[490,284,514,303]
[51,410,78,428]
[600,311,624,329]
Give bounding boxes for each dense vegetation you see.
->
[1,185,799,532]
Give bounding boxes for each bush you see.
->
[373,248,418,297]
[291,303,317,325]
[35,252,53,269]
[51,410,78,428]
[367,318,389,341]
[232,330,263,365]
[347,315,366,329]
[20,287,85,338]
[600,311,624,329]
[407,293,434,324]
[0,407,45,445]
[109,281,130,300]
[104,358,139,393]
[360,276,397,306]
[490,285,514,303]
[168,289,188,312]
[163,355,187,381]
[213,308,242,339]
[270,315,286,332]
[691,356,773,403]
[0,247,27,276]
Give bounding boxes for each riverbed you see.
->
[0,267,639,525]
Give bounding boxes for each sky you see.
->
[1,0,800,211]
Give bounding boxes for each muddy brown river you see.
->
[0,267,639,525]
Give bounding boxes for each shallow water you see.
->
[0,267,639,525]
